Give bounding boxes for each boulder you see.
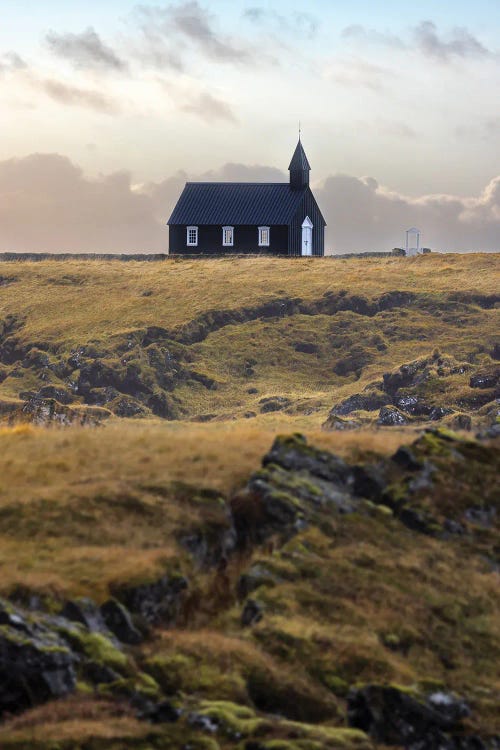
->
[232,434,359,547]
[347,685,470,748]
[35,384,74,404]
[470,372,499,389]
[329,391,387,417]
[259,396,292,413]
[294,341,318,354]
[323,415,361,431]
[429,406,454,421]
[61,597,111,635]
[377,406,409,426]
[0,599,76,716]
[101,598,143,645]
[241,599,264,627]
[395,394,432,416]
[112,574,188,626]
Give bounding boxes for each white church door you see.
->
[301,216,313,256]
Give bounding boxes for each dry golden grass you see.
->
[0,419,409,598]
[1,254,498,348]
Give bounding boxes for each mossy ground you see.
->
[0,256,498,748]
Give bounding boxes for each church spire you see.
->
[289,137,311,189]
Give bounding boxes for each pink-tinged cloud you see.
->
[0,153,499,254]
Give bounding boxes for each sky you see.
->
[1,0,499,253]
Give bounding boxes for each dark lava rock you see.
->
[464,505,496,528]
[133,694,180,724]
[429,406,454,421]
[330,391,387,417]
[399,506,439,535]
[323,416,362,431]
[352,463,388,500]
[333,346,374,377]
[377,406,409,426]
[442,519,466,536]
[241,599,264,627]
[294,341,318,354]
[35,384,74,404]
[86,386,121,405]
[61,597,111,635]
[111,395,148,418]
[347,684,470,747]
[232,434,359,547]
[83,660,120,685]
[147,392,180,420]
[101,598,143,645]
[20,397,104,426]
[247,387,259,394]
[188,712,219,733]
[112,574,188,626]
[392,446,424,471]
[470,372,499,389]
[383,358,431,396]
[237,564,280,600]
[396,395,432,416]
[259,396,292,413]
[263,433,353,485]
[0,599,76,716]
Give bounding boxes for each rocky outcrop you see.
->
[324,353,499,430]
[347,685,479,749]
[11,397,110,426]
[377,405,409,426]
[232,429,499,551]
[111,574,188,626]
[0,600,76,716]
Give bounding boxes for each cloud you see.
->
[316,174,500,252]
[341,24,404,49]
[134,2,252,68]
[243,6,317,39]
[39,78,119,113]
[159,78,238,124]
[413,21,492,61]
[45,27,127,71]
[181,92,238,123]
[323,58,394,91]
[0,154,165,253]
[1,153,499,254]
[0,51,27,74]
[342,20,493,63]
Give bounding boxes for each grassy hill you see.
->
[0,254,498,749]
[0,254,498,423]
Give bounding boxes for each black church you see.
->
[167,139,326,256]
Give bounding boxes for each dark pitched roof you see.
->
[288,139,311,172]
[167,183,309,225]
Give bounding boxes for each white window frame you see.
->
[222,226,234,247]
[258,226,270,247]
[186,226,198,247]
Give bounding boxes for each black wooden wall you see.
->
[169,225,289,255]
[288,189,325,256]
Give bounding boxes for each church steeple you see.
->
[289,138,311,190]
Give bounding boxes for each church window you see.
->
[187,226,198,246]
[223,226,234,246]
[258,227,270,246]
